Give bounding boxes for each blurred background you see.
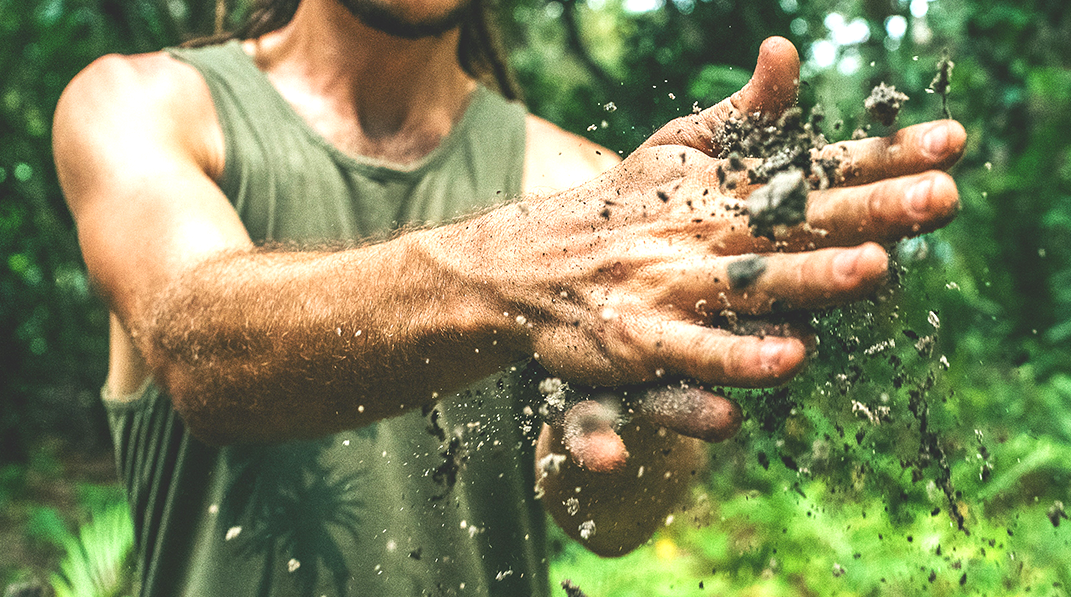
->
[1,0,1069,594]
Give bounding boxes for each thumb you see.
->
[562,399,630,473]
[640,36,801,155]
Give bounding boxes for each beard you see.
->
[337,0,473,39]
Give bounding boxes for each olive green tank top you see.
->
[104,40,549,597]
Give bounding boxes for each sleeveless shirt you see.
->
[103,40,550,597]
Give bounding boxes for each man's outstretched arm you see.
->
[52,49,797,446]
[55,39,961,458]
[53,53,535,444]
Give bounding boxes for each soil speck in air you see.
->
[864,82,910,126]
[929,50,955,119]
[561,580,590,597]
[428,435,465,501]
[1047,500,1068,527]
[745,169,809,240]
[578,519,596,539]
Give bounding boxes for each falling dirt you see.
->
[744,169,810,240]
[717,104,843,239]
[561,579,590,597]
[864,82,910,127]
[929,50,955,119]
[711,53,977,545]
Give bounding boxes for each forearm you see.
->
[136,226,526,445]
[535,422,704,557]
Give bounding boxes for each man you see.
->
[53,0,966,594]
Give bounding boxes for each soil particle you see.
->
[578,519,596,539]
[929,50,955,119]
[428,435,465,501]
[727,254,768,289]
[745,169,810,240]
[864,82,910,127]
[561,580,590,597]
[1047,500,1068,527]
[727,152,747,172]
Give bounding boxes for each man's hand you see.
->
[451,40,961,391]
[483,35,966,553]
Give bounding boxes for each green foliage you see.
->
[48,498,134,597]
[18,484,135,597]
[0,0,237,464]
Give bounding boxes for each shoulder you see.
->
[57,51,207,125]
[522,114,620,195]
[54,50,223,182]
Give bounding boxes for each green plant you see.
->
[47,500,134,597]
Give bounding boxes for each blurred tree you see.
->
[0,0,227,467]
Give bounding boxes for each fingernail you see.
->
[760,341,784,371]
[923,122,949,157]
[834,247,861,279]
[905,177,933,215]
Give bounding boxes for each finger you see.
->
[631,384,742,442]
[818,120,967,187]
[649,322,808,388]
[658,243,888,314]
[723,36,801,123]
[562,399,629,473]
[804,171,960,247]
[639,36,800,155]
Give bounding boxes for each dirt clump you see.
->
[864,82,910,126]
[561,579,590,597]
[744,169,809,240]
[719,106,837,187]
[929,50,955,119]
[717,105,843,237]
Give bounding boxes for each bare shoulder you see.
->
[522,114,621,195]
[57,51,209,129]
[53,50,223,189]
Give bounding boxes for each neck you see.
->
[246,0,477,163]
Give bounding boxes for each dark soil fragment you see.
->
[864,82,910,127]
[929,50,955,119]
[745,169,809,240]
[428,435,465,501]
[561,579,590,597]
[1047,500,1068,527]
[727,254,767,289]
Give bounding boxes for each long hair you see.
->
[187,0,521,101]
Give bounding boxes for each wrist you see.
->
[406,214,534,363]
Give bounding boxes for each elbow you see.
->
[158,363,249,447]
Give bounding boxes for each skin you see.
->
[53,0,966,560]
